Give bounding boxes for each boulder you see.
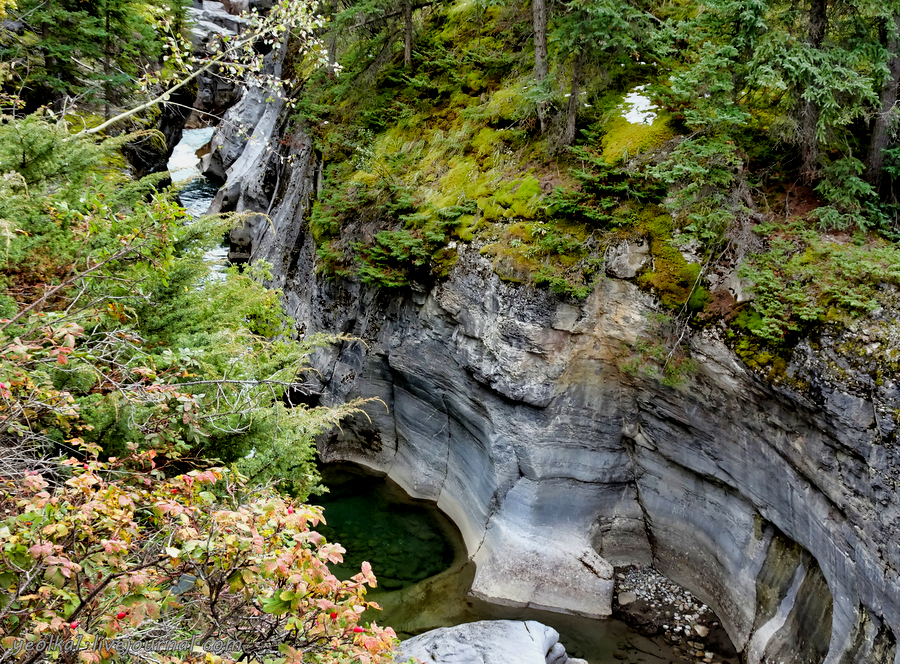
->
[617,592,637,606]
[395,621,587,664]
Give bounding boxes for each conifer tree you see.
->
[0,0,175,109]
[552,0,645,146]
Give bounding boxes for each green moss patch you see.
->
[602,110,675,164]
[480,219,603,297]
[634,207,710,311]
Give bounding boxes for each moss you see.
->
[637,260,702,310]
[723,312,796,383]
[478,175,544,220]
[769,356,788,380]
[632,207,704,310]
[480,79,529,124]
[464,69,488,92]
[65,112,105,133]
[505,221,534,239]
[348,170,379,187]
[432,245,459,277]
[477,218,601,297]
[601,110,675,164]
[456,214,478,241]
[442,0,478,36]
[478,198,506,221]
[481,243,541,283]
[470,127,506,158]
[450,90,479,109]
[506,175,542,217]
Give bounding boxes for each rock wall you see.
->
[204,105,900,664]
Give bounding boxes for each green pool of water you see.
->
[309,464,459,591]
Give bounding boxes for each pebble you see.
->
[618,591,638,605]
[614,564,722,662]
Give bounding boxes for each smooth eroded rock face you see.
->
[395,620,586,664]
[209,114,900,664]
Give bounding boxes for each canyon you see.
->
[197,43,900,664]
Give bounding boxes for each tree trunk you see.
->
[867,15,900,190]
[403,0,413,68]
[104,1,111,121]
[799,0,827,183]
[561,52,583,147]
[532,0,548,132]
[326,0,339,77]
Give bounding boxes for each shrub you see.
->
[739,226,900,343]
[0,447,396,664]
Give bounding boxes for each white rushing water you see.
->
[166,127,228,273]
[166,126,216,184]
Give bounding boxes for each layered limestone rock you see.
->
[201,43,289,263]
[205,100,900,664]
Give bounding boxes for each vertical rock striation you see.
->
[205,112,900,663]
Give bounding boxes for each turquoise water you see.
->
[309,464,459,591]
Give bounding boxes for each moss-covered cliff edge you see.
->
[246,0,900,388]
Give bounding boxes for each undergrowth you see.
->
[290,0,900,382]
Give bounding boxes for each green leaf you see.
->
[0,571,16,589]
[260,596,291,615]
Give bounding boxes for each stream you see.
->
[166,127,228,273]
